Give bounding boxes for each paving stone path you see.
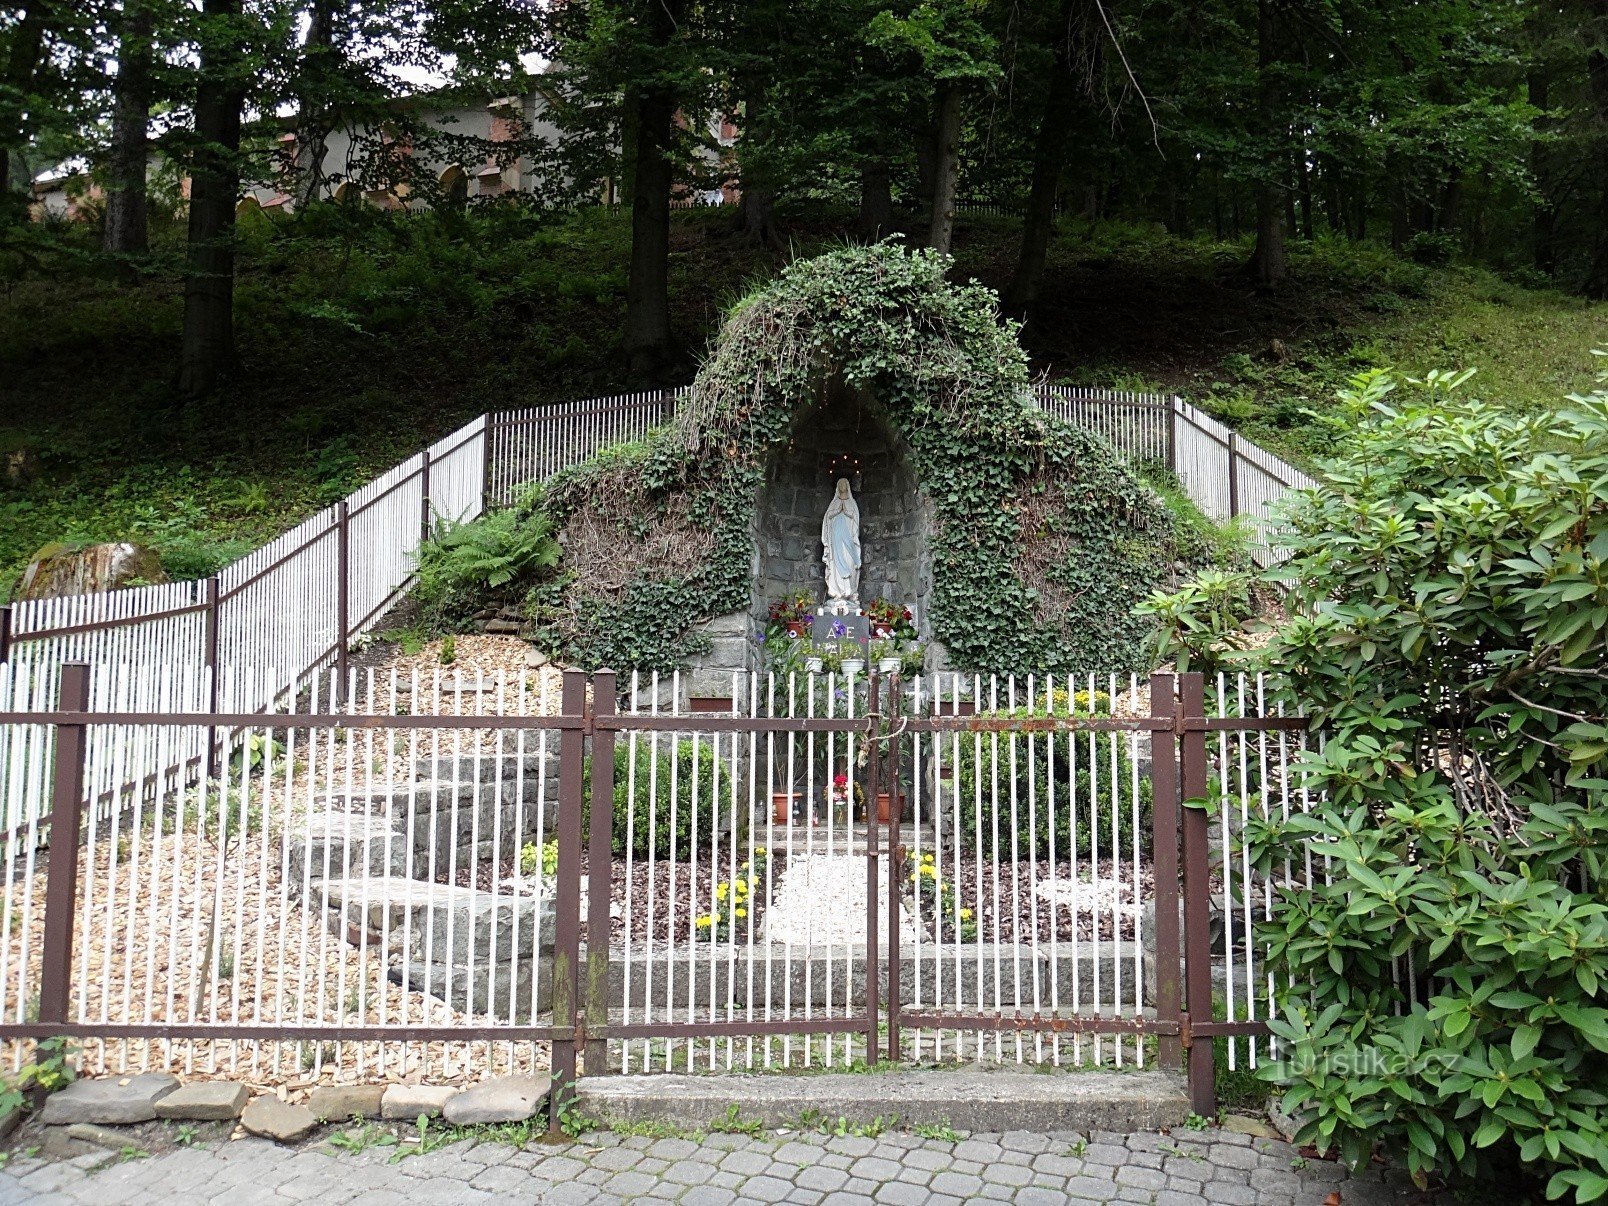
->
[0,1122,1426,1205]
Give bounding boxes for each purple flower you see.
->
[828,620,849,639]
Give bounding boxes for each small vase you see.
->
[772,791,797,824]
[786,620,810,639]
[840,659,865,677]
[876,792,905,824]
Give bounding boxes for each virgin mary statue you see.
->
[821,478,862,609]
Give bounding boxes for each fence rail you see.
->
[0,665,1307,1118]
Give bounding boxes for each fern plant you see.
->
[412,506,560,628]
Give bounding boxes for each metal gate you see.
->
[0,663,1307,1121]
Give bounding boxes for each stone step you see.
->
[312,877,555,965]
[397,792,550,859]
[283,812,411,894]
[577,1068,1188,1134]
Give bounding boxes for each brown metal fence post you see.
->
[863,669,881,1065]
[1149,673,1183,1070]
[38,662,90,1028]
[1227,434,1240,519]
[884,673,902,1064]
[419,447,432,545]
[549,669,587,1133]
[0,603,12,666]
[1166,398,1179,476]
[203,575,221,783]
[584,670,616,1074]
[1178,673,1216,1116]
[335,501,350,707]
[480,418,494,516]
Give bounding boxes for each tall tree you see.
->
[1245,0,1286,288]
[177,0,249,400]
[103,0,155,253]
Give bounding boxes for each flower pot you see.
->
[786,620,811,639]
[875,792,905,825]
[840,659,865,677]
[805,657,824,674]
[877,656,901,675]
[772,791,799,825]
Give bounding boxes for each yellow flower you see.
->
[959,908,973,920]
[715,884,729,901]
[920,865,937,878]
[734,908,747,919]
[696,916,713,929]
[755,846,767,855]
[922,853,935,863]
[735,881,749,895]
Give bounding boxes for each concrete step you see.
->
[577,1068,1189,1133]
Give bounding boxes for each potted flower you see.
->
[767,591,816,639]
[804,643,826,675]
[839,654,865,677]
[869,639,902,676]
[865,598,916,641]
[875,790,905,825]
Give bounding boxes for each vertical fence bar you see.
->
[38,662,91,1028]
[0,603,12,666]
[335,501,350,705]
[1178,672,1215,1114]
[585,670,616,1073]
[549,669,587,1131]
[1149,673,1182,1069]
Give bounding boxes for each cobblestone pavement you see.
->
[0,1123,1424,1205]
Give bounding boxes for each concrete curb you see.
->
[576,1068,1189,1134]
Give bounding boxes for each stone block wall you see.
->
[750,389,934,635]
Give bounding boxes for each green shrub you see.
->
[1161,364,1608,1200]
[589,737,734,861]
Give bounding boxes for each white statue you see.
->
[821,478,862,609]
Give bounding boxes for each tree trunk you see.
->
[292,0,336,207]
[1295,149,1313,240]
[622,85,676,381]
[730,81,779,247]
[926,84,963,255]
[1529,67,1556,276]
[1582,1,1608,296]
[177,0,247,402]
[1003,0,1080,320]
[856,161,894,240]
[104,0,154,254]
[1245,0,1285,288]
[0,0,52,215]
